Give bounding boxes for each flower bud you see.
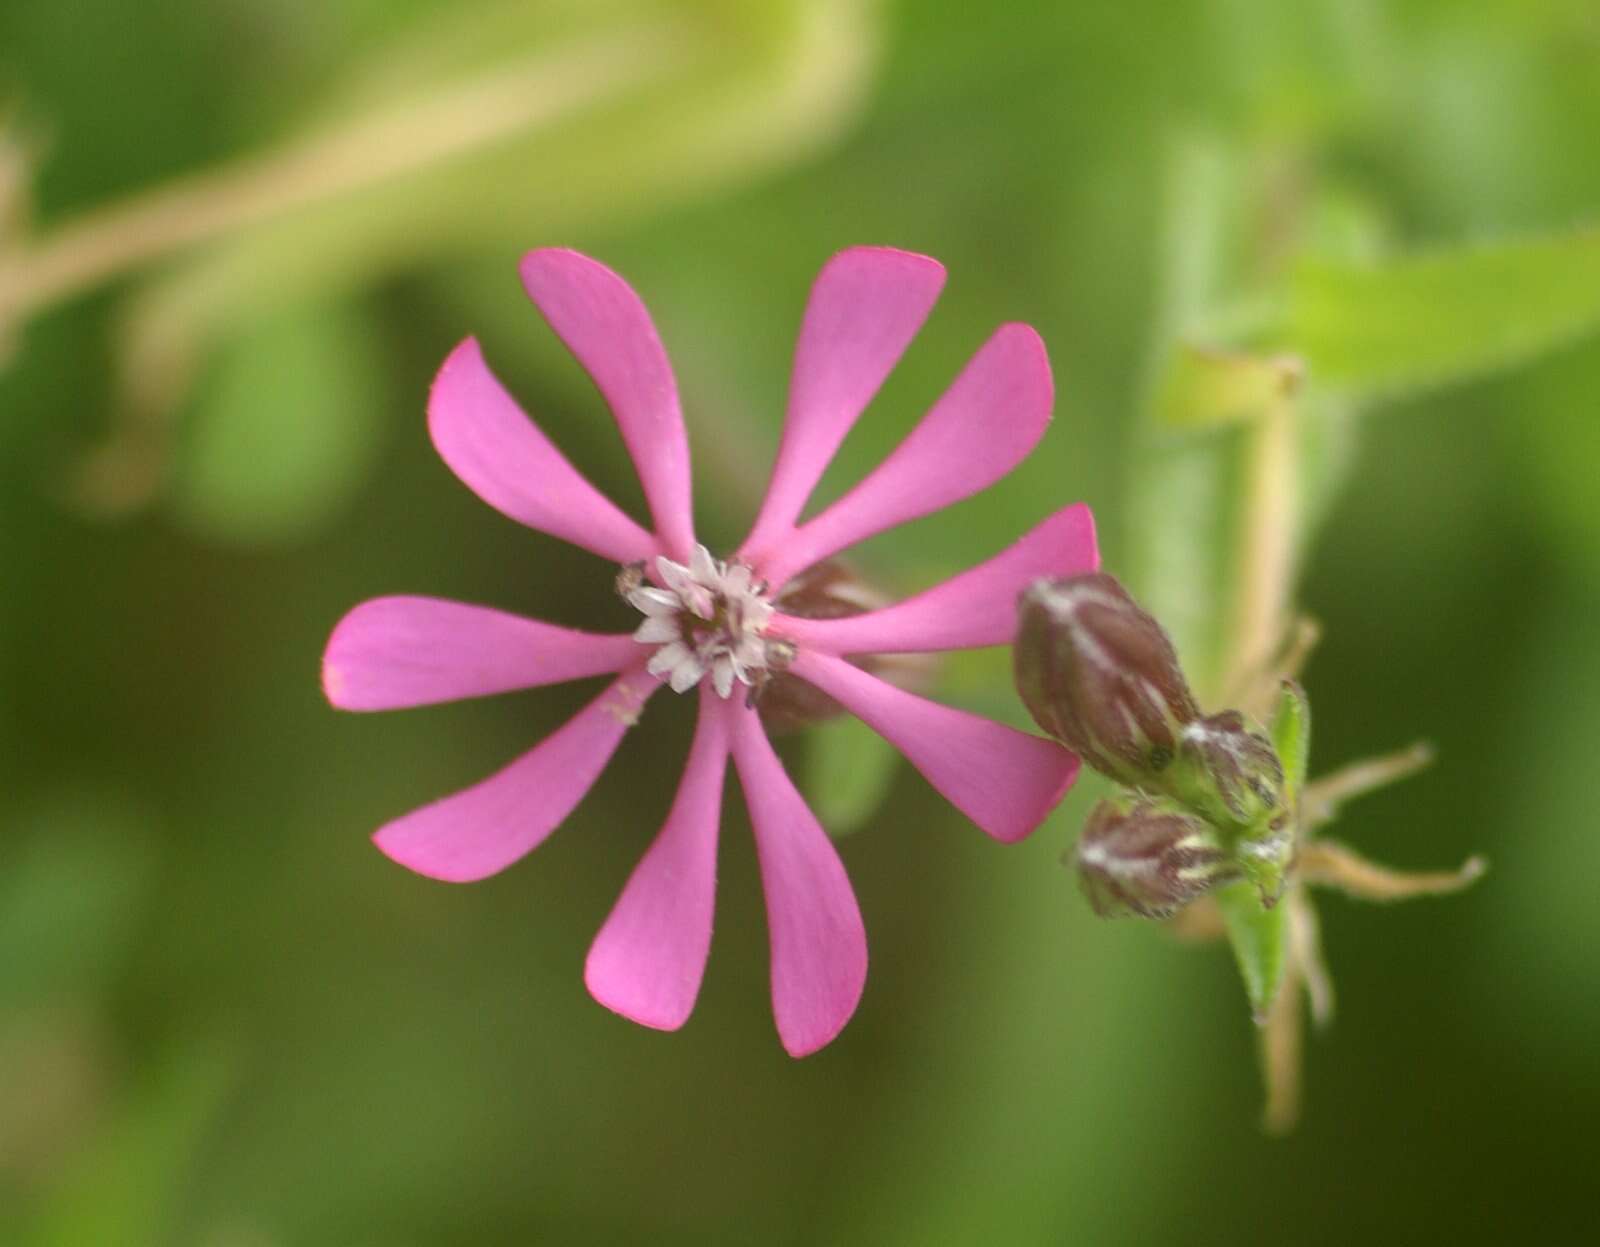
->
[1075,794,1238,919]
[1168,711,1286,831]
[1015,573,1200,788]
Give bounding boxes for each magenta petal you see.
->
[428,338,657,564]
[372,669,658,882]
[728,703,867,1058]
[760,323,1054,587]
[323,596,639,711]
[774,504,1098,657]
[585,690,730,1031]
[520,249,696,560]
[740,248,946,563]
[791,651,1078,843]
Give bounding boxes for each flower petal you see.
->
[428,338,656,564]
[759,323,1053,587]
[790,651,1078,843]
[728,702,867,1058]
[521,249,696,560]
[372,669,657,882]
[773,504,1099,656]
[740,248,946,562]
[628,587,680,616]
[323,596,639,711]
[632,616,680,644]
[585,690,730,1031]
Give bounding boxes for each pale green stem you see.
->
[0,20,687,327]
[1258,948,1303,1135]
[1224,390,1302,717]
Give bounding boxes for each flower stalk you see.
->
[1015,562,1485,1131]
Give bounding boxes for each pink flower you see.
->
[322,247,1099,1056]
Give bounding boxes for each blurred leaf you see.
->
[1216,879,1288,1021]
[0,109,29,355]
[1290,225,1600,398]
[1152,345,1303,431]
[1481,588,1600,1071]
[11,0,883,520]
[807,713,899,839]
[23,1040,235,1247]
[1293,388,1360,554]
[1131,136,1260,693]
[168,302,386,546]
[0,794,154,1008]
[1130,424,1248,698]
[1506,337,1600,585]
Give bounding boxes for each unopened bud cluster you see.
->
[1015,573,1293,918]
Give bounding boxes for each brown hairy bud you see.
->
[1076,795,1238,919]
[1015,572,1200,787]
[1170,710,1287,830]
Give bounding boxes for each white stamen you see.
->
[628,544,783,699]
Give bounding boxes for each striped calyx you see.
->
[1015,572,1200,788]
[1075,794,1238,919]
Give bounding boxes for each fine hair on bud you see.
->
[1076,795,1239,919]
[1169,710,1287,832]
[1015,572,1200,788]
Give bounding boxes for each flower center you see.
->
[624,545,783,699]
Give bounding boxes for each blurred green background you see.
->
[4,1,1599,1243]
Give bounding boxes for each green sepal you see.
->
[807,713,899,840]
[1269,679,1312,800]
[1216,878,1289,1023]
[1234,823,1292,911]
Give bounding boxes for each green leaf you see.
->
[24,1041,235,1247]
[807,714,899,839]
[0,793,155,1008]
[1290,225,1600,398]
[1269,679,1312,798]
[1216,880,1289,1022]
[169,302,386,546]
[1153,344,1303,431]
